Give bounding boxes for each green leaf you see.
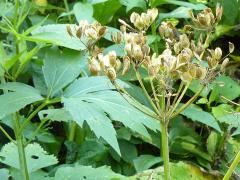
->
[88,0,109,4]
[31,24,87,50]
[119,140,137,163]
[153,0,206,9]
[0,83,43,118]
[119,0,146,12]
[73,2,95,23]
[181,105,221,132]
[39,109,72,122]
[217,113,240,127]
[189,80,210,97]
[212,104,233,119]
[103,44,125,56]
[209,75,240,103]
[42,48,87,97]
[54,165,127,180]
[77,139,108,165]
[0,143,58,173]
[206,131,220,157]
[133,155,162,172]
[93,0,122,25]
[157,7,192,24]
[62,76,159,154]
[221,0,239,25]
[0,169,9,180]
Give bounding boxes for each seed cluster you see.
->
[68,6,233,91]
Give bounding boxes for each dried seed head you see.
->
[147,8,158,22]
[229,42,234,53]
[116,59,122,72]
[66,25,73,37]
[142,44,150,56]
[89,58,101,76]
[108,51,117,67]
[76,28,82,38]
[220,58,229,72]
[179,34,190,49]
[207,57,218,69]
[216,4,223,23]
[98,26,107,37]
[133,44,143,61]
[125,43,132,56]
[214,47,222,60]
[122,56,131,75]
[196,67,207,80]
[159,22,175,40]
[106,67,116,81]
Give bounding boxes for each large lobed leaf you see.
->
[0,82,43,118]
[0,142,58,173]
[42,48,87,97]
[62,76,159,155]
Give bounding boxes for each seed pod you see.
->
[207,57,218,69]
[229,42,234,53]
[142,56,151,68]
[122,56,131,75]
[106,67,116,81]
[196,67,207,80]
[120,25,126,33]
[189,65,197,79]
[111,33,117,42]
[142,44,150,56]
[98,26,107,37]
[220,58,229,72]
[133,44,143,61]
[147,8,158,22]
[148,65,158,77]
[76,28,82,38]
[180,71,192,83]
[214,47,222,60]
[116,32,122,44]
[89,58,101,76]
[66,25,73,37]
[108,51,117,67]
[174,42,181,54]
[179,34,190,49]
[130,12,140,24]
[216,4,223,23]
[125,43,132,56]
[115,59,122,72]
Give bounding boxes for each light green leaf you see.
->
[120,0,146,12]
[42,48,87,97]
[39,109,72,122]
[0,169,9,180]
[212,104,233,119]
[103,44,125,56]
[152,0,206,9]
[62,76,159,154]
[93,0,122,25]
[181,105,221,132]
[73,2,95,23]
[217,113,240,127]
[133,155,162,172]
[0,83,43,118]
[206,131,220,157]
[88,0,108,4]
[54,165,127,180]
[31,24,87,50]
[0,143,58,173]
[209,75,240,103]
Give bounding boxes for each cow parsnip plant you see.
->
[65,5,235,179]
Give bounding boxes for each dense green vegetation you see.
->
[0,0,239,179]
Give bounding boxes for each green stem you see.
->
[0,124,16,144]
[13,114,29,180]
[63,0,72,22]
[161,121,171,180]
[68,121,77,141]
[135,68,159,114]
[223,150,240,180]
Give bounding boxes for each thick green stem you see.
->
[223,150,240,180]
[161,121,170,180]
[68,121,77,141]
[13,114,29,180]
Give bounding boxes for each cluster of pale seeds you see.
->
[67,5,233,92]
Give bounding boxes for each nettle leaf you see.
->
[119,0,146,12]
[0,168,9,180]
[62,76,159,154]
[181,105,221,132]
[31,24,87,50]
[54,165,127,180]
[209,75,240,103]
[133,155,162,172]
[0,82,43,118]
[0,143,58,173]
[42,48,87,97]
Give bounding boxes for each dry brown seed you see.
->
[106,67,117,81]
[66,25,73,37]
[76,28,82,38]
[89,58,101,76]
[108,51,117,67]
[216,4,223,23]
[98,26,107,37]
